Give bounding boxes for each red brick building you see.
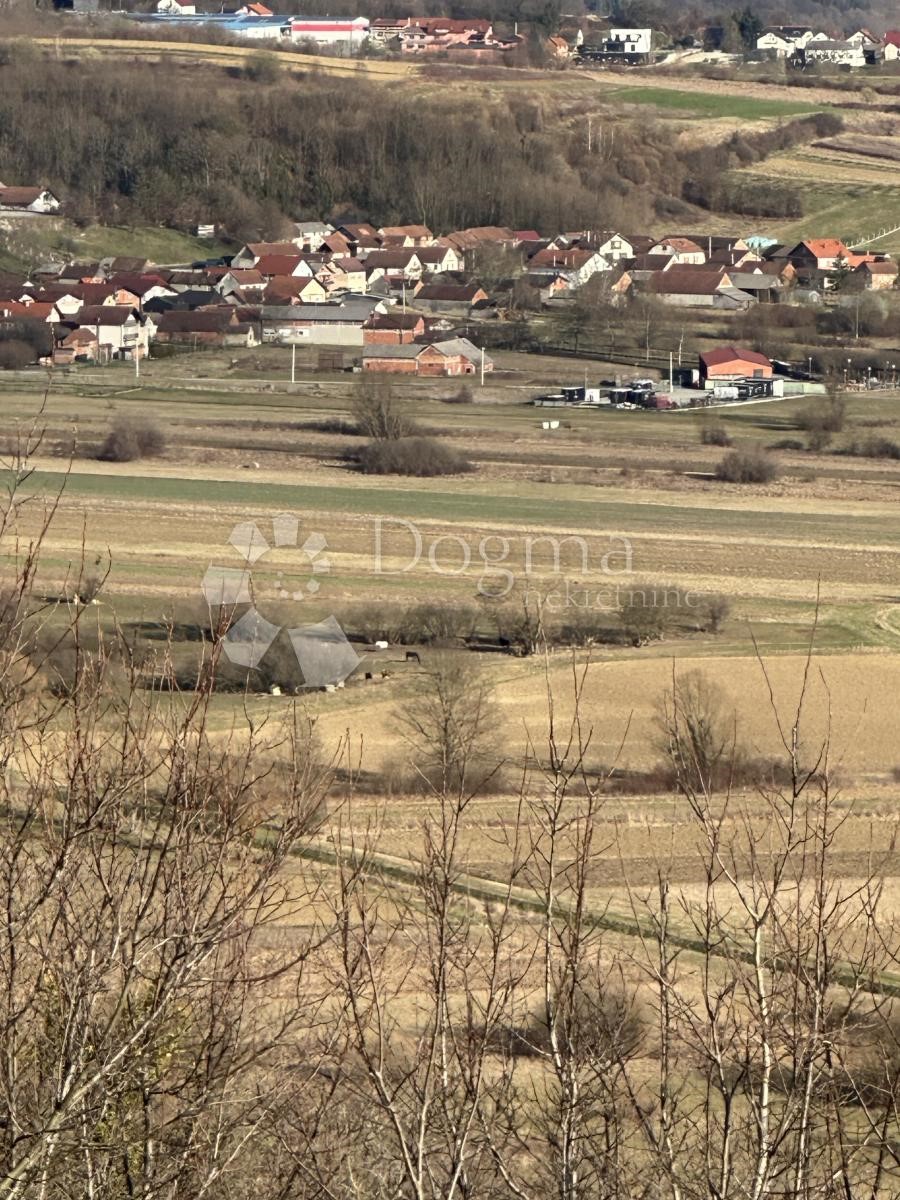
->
[362,337,491,376]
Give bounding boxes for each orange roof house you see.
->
[700,346,773,380]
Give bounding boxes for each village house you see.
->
[441,227,517,257]
[231,241,301,268]
[700,346,773,382]
[362,337,491,376]
[154,308,257,347]
[255,297,385,346]
[648,269,754,309]
[756,26,825,56]
[776,239,882,279]
[414,245,463,274]
[317,258,367,293]
[369,15,408,42]
[292,221,334,252]
[361,250,424,284]
[57,327,103,364]
[412,283,489,312]
[527,247,610,286]
[261,275,329,304]
[65,306,149,358]
[377,224,434,247]
[648,236,706,265]
[0,185,61,214]
[362,311,426,344]
[214,269,268,297]
[0,301,58,323]
[104,273,176,308]
[853,260,898,290]
[397,17,493,52]
[802,39,866,67]
[882,31,900,60]
[565,231,634,262]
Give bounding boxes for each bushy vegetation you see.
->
[0,339,35,370]
[841,436,900,460]
[99,416,166,463]
[681,112,842,216]
[700,422,732,447]
[356,436,473,477]
[716,445,779,484]
[0,54,695,238]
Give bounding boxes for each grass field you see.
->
[1,354,898,789]
[602,84,825,119]
[0,217,231,273]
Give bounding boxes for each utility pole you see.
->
[480,346,485,387]
[291,342,296,384]
[587,114,592,153]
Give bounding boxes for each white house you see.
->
[847,28,879,48]
[804,39,866,66]
[605,27,651,55]
[569,231,634,262]
[68,306,149,358]
[755,26,824,56]
[883,30,900,60]
[156,0,196,13]
[293,221,333,251]
[0,186,61,214]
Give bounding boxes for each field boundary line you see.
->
[296,838,900,998]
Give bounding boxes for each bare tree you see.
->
[0,433,340,1200]
[351,375,417,441]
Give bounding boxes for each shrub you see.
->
[798,396,846,436]
[770,438,805,452]
[618,583,685,646]
[356,437,473,477]
[715,445,779,484]
[401,603,478,646]
[99,416,166,463]
[843,436,900,460]
[351,376,418,440]
[700,423,732,447]
[700,594,731,634]
[244,52,280,83]
[0,340,36,370]
[444,382,474,404]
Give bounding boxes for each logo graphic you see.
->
[201,514,359,688]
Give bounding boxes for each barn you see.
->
[700,346,773,382]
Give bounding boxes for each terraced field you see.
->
[731,136,900,249]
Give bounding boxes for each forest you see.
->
[0,51,839,242]
[0,52,684,237]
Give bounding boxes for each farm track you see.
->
[30,35,417,79]
[296,837,900,997]
[25,35,887,111]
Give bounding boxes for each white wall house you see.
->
[804,39,866,66]
[0,187,61,214]
[756,27,823,56]
[606,27,651,55]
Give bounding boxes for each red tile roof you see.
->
[700,346,771,369]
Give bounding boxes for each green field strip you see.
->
[22,468,900,548]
